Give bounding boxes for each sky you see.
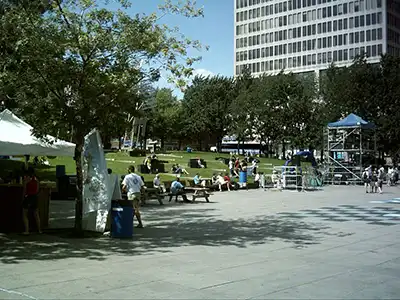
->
[106,0,233,97]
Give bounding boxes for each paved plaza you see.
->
[1,186,400,299]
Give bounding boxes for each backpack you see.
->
[378,170,385,180]
[363,172,368,180]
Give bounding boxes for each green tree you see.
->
[182,75,235,151]
[376,54,400,162]
[229,67,256,153]
[0,0,206,233]
[147,88,182,149]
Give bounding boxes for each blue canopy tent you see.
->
[325,113,377,183]
[327,113,375,129]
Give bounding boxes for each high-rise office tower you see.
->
[234,0,400,76]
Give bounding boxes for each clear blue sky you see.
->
[106,0,233,96]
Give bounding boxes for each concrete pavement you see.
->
[0,185,399,299]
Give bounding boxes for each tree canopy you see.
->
[0,0,207,232]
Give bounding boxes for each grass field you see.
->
[0,151,285,184]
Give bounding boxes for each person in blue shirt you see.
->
[193,173,201,186]
[169,177,190,203]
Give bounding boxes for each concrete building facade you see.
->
[234,0,400,76]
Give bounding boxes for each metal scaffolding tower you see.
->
[323,113,377,184]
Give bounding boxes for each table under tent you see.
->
[323,113,377,185]
[0,109,75,233]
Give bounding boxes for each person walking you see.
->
[122,165,144,228]
[22,167,41,235]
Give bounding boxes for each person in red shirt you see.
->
[22,167,41,235]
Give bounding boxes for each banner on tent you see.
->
[81,129,112,232]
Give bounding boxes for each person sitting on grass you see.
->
[22,167,41,235]
[169,177,190,203]
[197,157,205,168]
[210,173,219,191]
[172,164,189,175]
[223,173,232,190]
[143,156,152,173]
[216,173,231,192]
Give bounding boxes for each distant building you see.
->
[234,0,400,77]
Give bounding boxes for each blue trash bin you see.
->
[186,147,192,153]
[239,171,247,188]
[111,202,133,238]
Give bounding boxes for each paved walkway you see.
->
[1,186,400,299]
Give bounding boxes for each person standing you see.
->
[122,165,144,228]
[377,166,385,194]
[362,168,370,193]
[371,170,378,193]
[228,159,234,177]
[22,167,41,235]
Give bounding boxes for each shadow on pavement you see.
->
[0,205,332,264]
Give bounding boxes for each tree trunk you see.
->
[216,136,222,153]
[160,137,165,150]
[74,135,85,236]
[320,148,324,163]
[282,140,286,160]
[178,139,182,151]
[198,138,202,151]
[118,132,123,150]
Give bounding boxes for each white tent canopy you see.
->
[0,109,75,156]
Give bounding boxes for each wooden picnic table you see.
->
[142,187,164,205]
[185,187,213,203]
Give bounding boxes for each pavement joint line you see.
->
[215,231,397,273]
[83,279,198,296]
[1,222,395,280]
[199,278,249,290]
[248,254,400,300]
[0,287,39,300]
[10,271,115,291]
[249,268,361,299]
[355,242,400,255]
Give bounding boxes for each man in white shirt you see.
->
[122,165,144,228]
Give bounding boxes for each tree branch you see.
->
[55,0,72,28]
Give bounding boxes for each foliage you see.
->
[229,67,255,143]
[0,0,207,232]
[147,88,183,148]
[182,75,235,150]
[320,54,400,160]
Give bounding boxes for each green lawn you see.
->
[0,151,285,184]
